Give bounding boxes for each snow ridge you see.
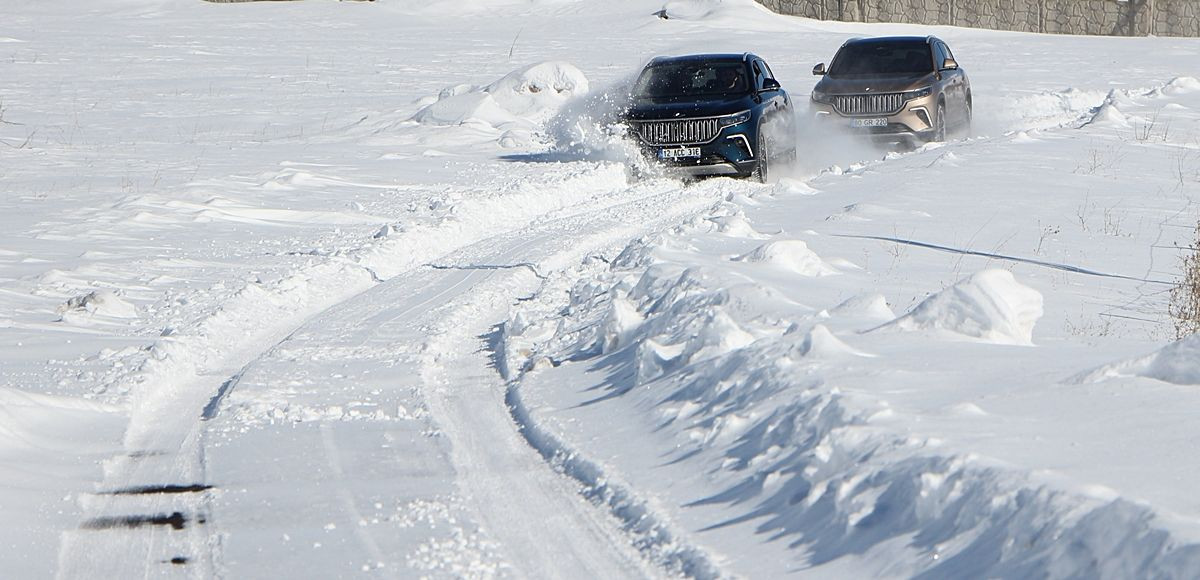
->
[505,233,1200,577]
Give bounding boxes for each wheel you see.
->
[933,101,947,142]
[753,130,770,183]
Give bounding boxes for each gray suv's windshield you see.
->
[828,42,933,77]
[633,62,748,98]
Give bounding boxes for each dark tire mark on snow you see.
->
[101,484,214,496]
[427,261,549,280]
[125,450,168,459]
[201,372,244,421]
[82,511,196,531]
[164,556,189,565]
[202,328,304,421]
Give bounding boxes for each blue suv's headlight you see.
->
[719,110,752,127]
[904,86,933,100]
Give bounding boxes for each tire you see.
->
[963,95,973,137]
[753,130,770,183]
[933,101,947,143]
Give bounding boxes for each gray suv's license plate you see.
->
[851,118,888,128]
[659,147,701,159]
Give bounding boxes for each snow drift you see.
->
[504,232,1199,578]
[734,240,839,277]
[877,269,1044,345]
[413,61,589,134]
[1072,334,1200,386]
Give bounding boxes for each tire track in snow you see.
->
[199,173,743,577]
[51,163,687,579]
[411,182,743,578]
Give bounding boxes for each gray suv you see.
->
[810,36,971,144]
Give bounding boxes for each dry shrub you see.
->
[1169,221,1200,339]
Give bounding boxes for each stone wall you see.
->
[756,0,1200,36]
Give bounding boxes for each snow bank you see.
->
[997,87,1110,132]
[658,0,783,27]
[878,269,1044,345]
[413,61,589,132]
[505,232,1200,578]
[1072,334,1200,386]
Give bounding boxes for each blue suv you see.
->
[623,53,795,181]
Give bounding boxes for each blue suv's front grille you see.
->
[637,118,721,145]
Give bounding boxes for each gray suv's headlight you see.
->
[811,90,833,104]
[719,110,752,127]
[905,86,933,100]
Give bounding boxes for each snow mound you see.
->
[600,296,644,353]
[413,62,588,131]
[879,270,1044,345]
[773,177,818,196]
[1160,76,1200,96]
[660,0,771,20]
[57,290,138,322]
[707,215,768,238]
[1010,130,1039,143]
[1072,334,1200,385]
[1083,93,1132,129]
[734,240,838,277]
[829,293,896,323]
[793,324,873,358]
[1000,87,1110,131]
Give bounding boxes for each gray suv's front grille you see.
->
[637,118,721,145]
[833,93,905,116]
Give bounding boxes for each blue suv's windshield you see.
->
[633,62,749,98]
[829,41,933,77]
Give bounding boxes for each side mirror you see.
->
[761,78,781,92]
[942,57,959,71]
[812,63,826,76]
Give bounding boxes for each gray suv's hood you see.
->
[815,72,936,95]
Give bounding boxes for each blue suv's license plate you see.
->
[659,147,701,160]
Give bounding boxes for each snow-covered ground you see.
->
[3,0,1200,577]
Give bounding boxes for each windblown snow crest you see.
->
[503,230,1200,577]
[413,61,590,148]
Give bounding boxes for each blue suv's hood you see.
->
[625,94,755,121]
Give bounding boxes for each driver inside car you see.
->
[717,67,744,91]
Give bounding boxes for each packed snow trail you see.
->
[202,176,741,577]
[54,164,739,577]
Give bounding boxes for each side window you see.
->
[760,60,776,82]
[751,61,765,90]
[934,42,949,69]
[943,43,956,64]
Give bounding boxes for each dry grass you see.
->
[1169,221,1200,339]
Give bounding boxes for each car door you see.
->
[936,41,967,126]
[753,59,791,151]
